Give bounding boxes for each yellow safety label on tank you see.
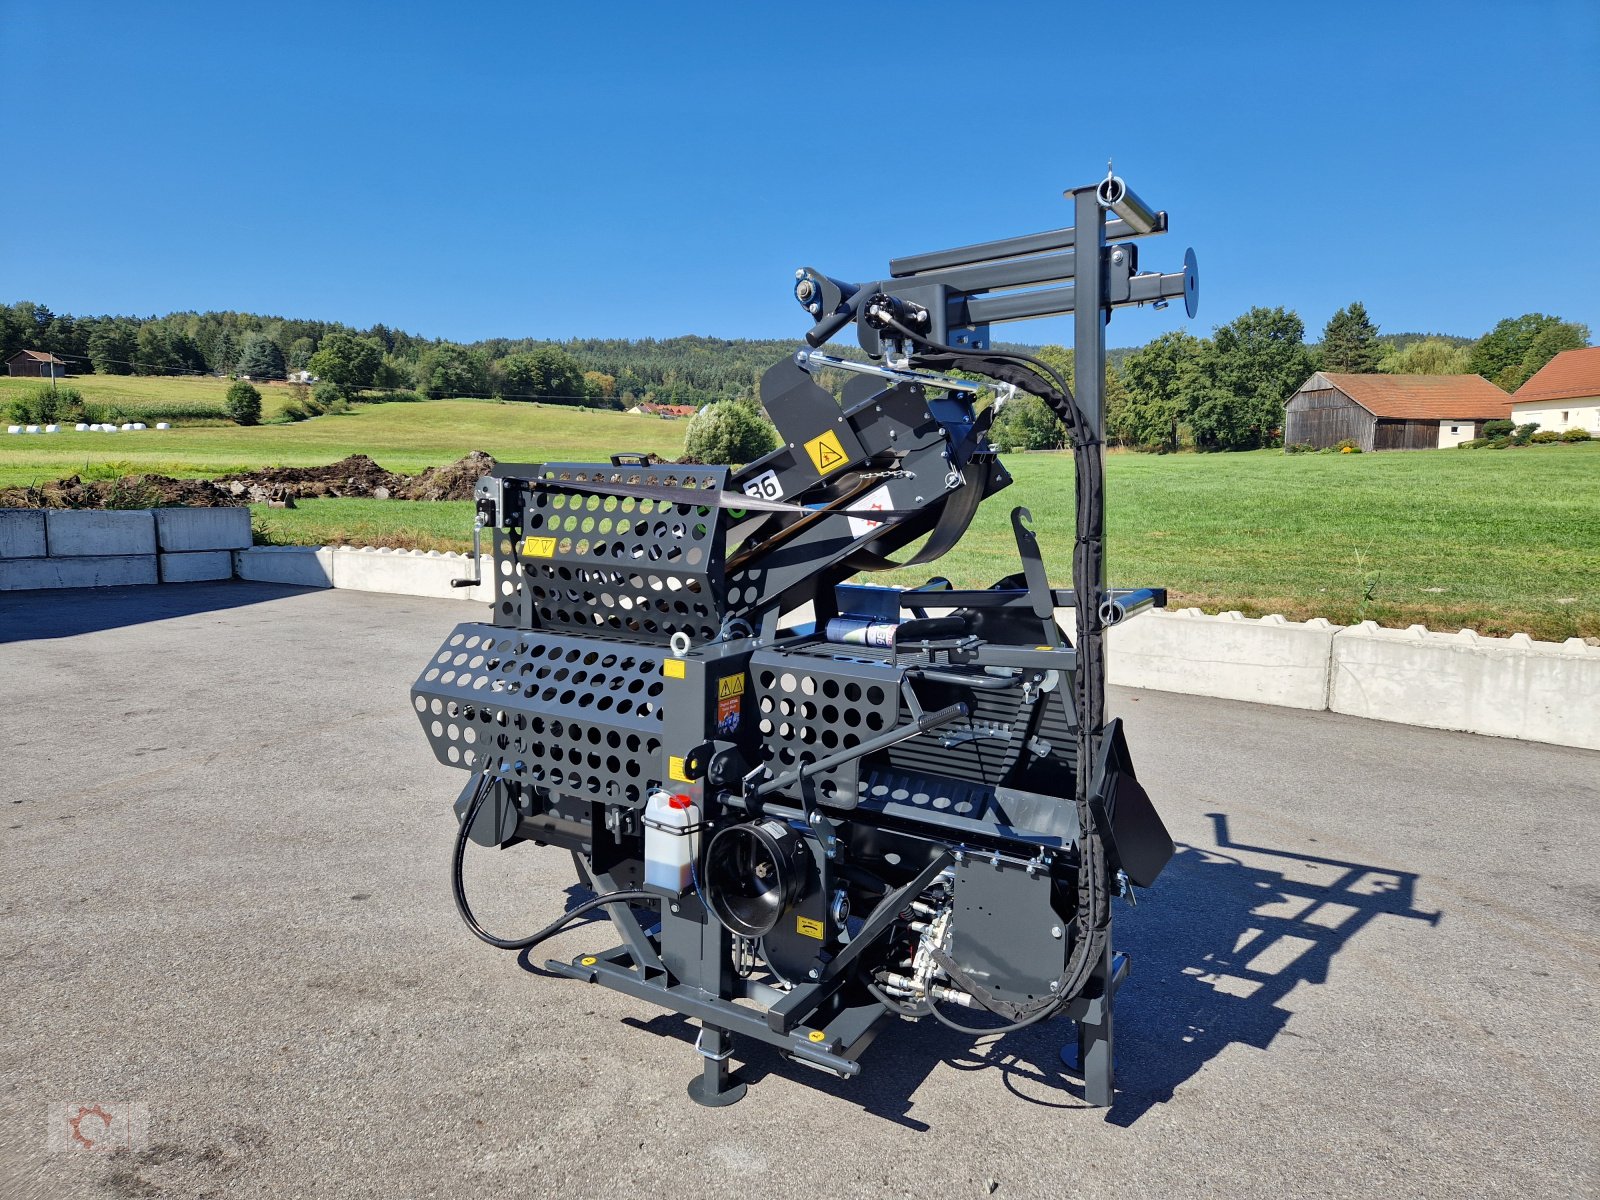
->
[717,673,745,699]
[803,429,848,475]
[668,755,690,782]
[522,536,557,558]
[796,915,825,940]
[662,658,687,679]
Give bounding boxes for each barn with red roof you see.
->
[1283,371,1513,451]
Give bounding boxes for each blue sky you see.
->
[3,1,1596,349]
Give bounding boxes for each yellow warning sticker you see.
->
[803,429,848,476]
[796,915,825,940]
[662,658,687,680]
[668,755,690,783]
[717,673,745,699]
[521,535,557,557]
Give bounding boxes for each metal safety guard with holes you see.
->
[413,169,1195,1109]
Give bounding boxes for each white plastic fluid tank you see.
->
[643,791,700,894]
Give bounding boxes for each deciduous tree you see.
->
[416,343,489,399]
[499,346,585,402]
[1191,307,1316,450]
[308,332,382,394]
[1118,330,1205,451]
[1379,338,1470,375]
[1468,314,1590,391]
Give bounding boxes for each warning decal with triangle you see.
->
[803,429,849,476]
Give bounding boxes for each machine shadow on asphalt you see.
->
[0,581,320,643]
[509,814,1442,1131]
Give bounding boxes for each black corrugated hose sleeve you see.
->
[883,316,1111,1015]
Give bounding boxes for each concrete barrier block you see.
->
[0,555,158,591]
[0,510,47,558]
[1330,624,1600,751]
[234,546,335,587]
[44,509,157,557]
[329,546,494,602]
[1104,608,1338,711]
[154,507,252,552]
[159,550,235,583]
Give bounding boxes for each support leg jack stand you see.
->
[687,1025,747,1108]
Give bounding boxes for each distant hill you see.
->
[1374,332,1475,348]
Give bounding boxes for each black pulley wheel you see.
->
[702,820,806,939]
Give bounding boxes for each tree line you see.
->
[0,299,1587,451]
[0,302,804,411]
[1105,304,1587,452]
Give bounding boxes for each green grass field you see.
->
[0,397,690,487]
[3,392,1595,639]
[0,373,306,424]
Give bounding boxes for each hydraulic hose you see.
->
[451,774,658,951]
[880,314,1111,1016]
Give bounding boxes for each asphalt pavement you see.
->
[2,582,1596,1199]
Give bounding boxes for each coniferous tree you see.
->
[1320,302,1381,373]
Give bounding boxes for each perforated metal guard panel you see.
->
[517,462,729,644]
[750,649,901,808]
[490,525,531,627]
[412,622,667,807]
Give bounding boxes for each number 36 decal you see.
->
[743,470,784,501]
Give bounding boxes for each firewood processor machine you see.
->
[412,168,1199,1107]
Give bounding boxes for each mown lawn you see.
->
[241,433,1600,641]
[0,397,692,488]
[0,373,305,423]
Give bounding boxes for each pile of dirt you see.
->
[214,454,406,503]
[393,450,496,501]
[0,474,241,510]
[0,452,503,510]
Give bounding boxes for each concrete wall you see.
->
[0,507,249,592]
[1091,606,1599,752]
[1329,622,1599,750]
[233,545,492,601]
[1104,608,1337,711]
